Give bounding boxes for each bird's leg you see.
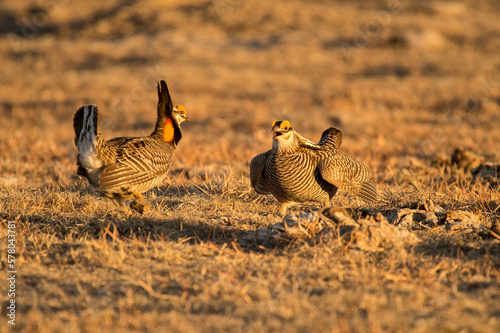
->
[132,192,143,200]
[279,203,289,216]
[111,195,132,216]
[130,192,151,215]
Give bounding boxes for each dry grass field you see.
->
[1,0,500,332]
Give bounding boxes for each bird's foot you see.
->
[279,203,290,217]
[130,198,151,215]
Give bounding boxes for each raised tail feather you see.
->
[318,127,342,152]
[73,105,103,173]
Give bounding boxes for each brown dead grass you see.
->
[1,0,500,332]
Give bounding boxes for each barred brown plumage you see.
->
[73,80,189,214]
[250,120,377,215]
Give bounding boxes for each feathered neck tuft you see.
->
[153,80,182,146]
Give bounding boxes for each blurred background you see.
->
[0,0,499,187]
[1,3,500,332]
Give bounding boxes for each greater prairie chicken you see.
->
[73,80,189,214]
[250,120,377,215]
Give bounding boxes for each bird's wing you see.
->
[318,127,342,152]
[99,138,175,190]
[250,150,272,195]
[318,154,377,202]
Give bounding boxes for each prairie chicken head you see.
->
[173,104,189,124]
[271,120,295,149]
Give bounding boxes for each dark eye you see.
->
[284,127,289,131]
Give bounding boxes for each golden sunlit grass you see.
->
[1,0,500,332]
